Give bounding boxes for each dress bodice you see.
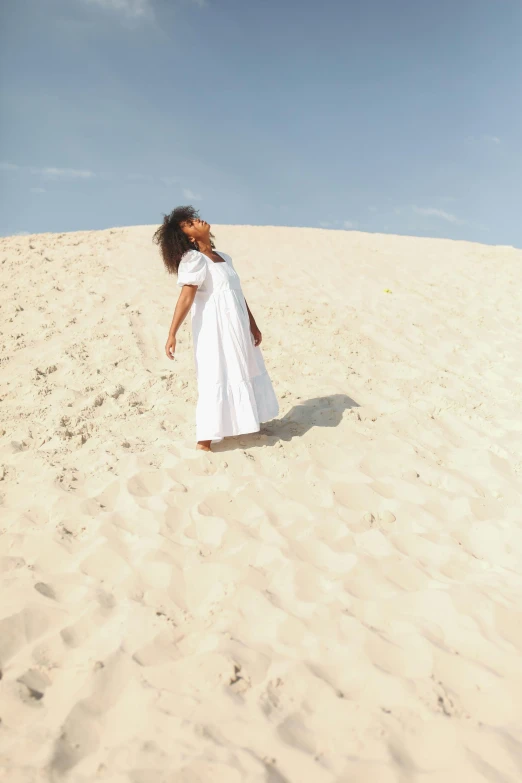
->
[196,251,242,297]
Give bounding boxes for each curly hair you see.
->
[152,205,216,275]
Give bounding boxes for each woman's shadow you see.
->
[213,393,360,452]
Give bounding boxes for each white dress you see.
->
[177,249,279,443]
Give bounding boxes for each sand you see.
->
[0,224,522,783]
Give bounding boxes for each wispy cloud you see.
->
[319,218,358,230]
[2,161,200,198]
[412,205,463,225]
[127,173,153,183]
[467,134,501,145]
[161,176,182,187]
[84,0,153,18]
[82,0,207,19]
[183,188,202,201]
[36,167,95,179]
[1,162,95,179]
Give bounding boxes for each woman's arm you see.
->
[244,298,257,328]
[165,286,197,359]
[243,298,262,346]
[170,286,197,335]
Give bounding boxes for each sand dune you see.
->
[1,224,522,782]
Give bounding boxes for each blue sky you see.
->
[1,0,521,246]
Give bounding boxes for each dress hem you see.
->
[195,370,279,442]
[198,413,279,443]
[201,418,275,444]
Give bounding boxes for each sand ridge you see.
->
[0,225,522,782]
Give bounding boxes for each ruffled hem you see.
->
[195,370,279,442]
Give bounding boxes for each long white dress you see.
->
[177,248,279,443]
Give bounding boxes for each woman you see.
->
[153,206,279,451]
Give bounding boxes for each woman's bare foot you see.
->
[196,440,212,451]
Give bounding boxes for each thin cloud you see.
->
[127,173,154,183]
[183,188,202,201]
[319,219,358,229]
[3,161,197,196]
[161,176,182,187]
[84,0,153,18]
[412,206,463,225]
[36,167,95,179]
[467,134,501,145]
[82,0,206,20]
[1,162,95,179]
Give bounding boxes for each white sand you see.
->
[1,224,522,783]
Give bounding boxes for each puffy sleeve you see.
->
[177,250,207,288]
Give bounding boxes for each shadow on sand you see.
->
[212,393,360,452]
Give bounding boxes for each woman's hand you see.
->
[251,324,262,347]
[165,334,176,359]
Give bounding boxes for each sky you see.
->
[1,0,521,246]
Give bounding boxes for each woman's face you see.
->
[180,217,210,244]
